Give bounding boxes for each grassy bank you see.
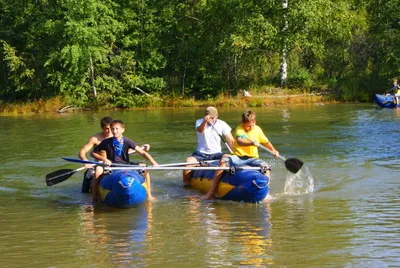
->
[0,90,336,116]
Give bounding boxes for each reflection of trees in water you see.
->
[77,202,152,267]
[187,200,273,267]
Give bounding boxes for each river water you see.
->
[0,104,399,267]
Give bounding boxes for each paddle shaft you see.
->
[208,121,233,153]
[243,136,303,173]
[105,166,261,171]
[242,136,285,160]
[45,166,86,186]
[62,158,220,168]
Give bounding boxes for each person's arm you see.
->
[225,132,235,150]
[78,136,98,168]
[196,116,211,133]
[262,141,280,157]
[236,135,254,147]
[91,141,112,166]
[128,144,150,154]
[134,146,158,166]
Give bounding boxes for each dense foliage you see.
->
[0,0,399,106]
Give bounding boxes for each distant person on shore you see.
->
[78,116,150,193]
[183,107,234,186]
[202,110,279,200]
[91,119,158,202]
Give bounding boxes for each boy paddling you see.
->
[202,110,279,200]
[91,120,158,202]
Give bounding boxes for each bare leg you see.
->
[92,166,104,203]
[201,160,227,200]
[144,171,154,201]
[182,156,198,186]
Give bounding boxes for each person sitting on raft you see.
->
[390,78,400,105]
[202,110,279,200]
[91,119,158,202]
[78,116,150,193]
[183,106,234,186]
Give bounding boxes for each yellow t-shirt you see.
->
[233,124,269,158]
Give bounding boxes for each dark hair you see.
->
[100,117,113,128]
[111,119,125,128]
[242,110,256,122]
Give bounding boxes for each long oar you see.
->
[158,160,219,167]
[105,166,262,171]
[62,157,219,167]
[46,146,152,187]
[244,136,303,174]
[209,121,233,153]
[45,167,86,186]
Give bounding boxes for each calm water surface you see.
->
[0,104,399,267]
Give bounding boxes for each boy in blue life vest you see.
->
[78,116,150,193]
[91,120,158,202]
[202,110,279,200]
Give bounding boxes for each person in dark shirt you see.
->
[91,119,158,202]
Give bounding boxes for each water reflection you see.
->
[77,202,153,267]
[187,200,273,266]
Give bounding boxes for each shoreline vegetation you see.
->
[0,88,340,116]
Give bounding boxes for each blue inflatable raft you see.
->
[190,168,269,202]
[374,94,399,108]
[97,170,148,208]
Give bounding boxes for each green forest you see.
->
[0,0,399,108]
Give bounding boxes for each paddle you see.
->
[209,121,233,153]
[45,167,86,186]
[61,157,219,167]
[46,146,151,187]
[105,166,262,171]
[242,135,303,174]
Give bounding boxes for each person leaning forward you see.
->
[183,106,234,186]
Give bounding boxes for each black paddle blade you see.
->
[45,169,76,186]
[285,158,304,174]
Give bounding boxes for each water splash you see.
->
[283,166,314,195]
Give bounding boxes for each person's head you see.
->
[393,78,398,85]
[205,106,218,122]
[241,110,256,132]
[110,119,125,139]
[100,117,113,136]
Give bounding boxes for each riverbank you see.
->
[0,91,336,116]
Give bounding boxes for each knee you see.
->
[186,156,196,162]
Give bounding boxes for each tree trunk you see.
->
[182,65,186,96]
[90,56,97,98]
[280,0,288,87]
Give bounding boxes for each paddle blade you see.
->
[285,158,304,173]
[45,169,76,186]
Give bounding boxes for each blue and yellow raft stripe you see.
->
[98,170,148,208]
[190,169,270,203]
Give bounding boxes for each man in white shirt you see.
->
[183,107,234,186]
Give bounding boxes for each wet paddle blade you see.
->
[285,158,304,174]
[45,169,77,186]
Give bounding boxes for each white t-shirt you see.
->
[195,119,232,154]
